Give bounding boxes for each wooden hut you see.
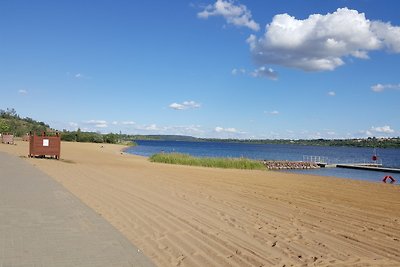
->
[29,132,61,159]
[1,133,14,144]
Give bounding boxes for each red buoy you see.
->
[382,176,396,183]
[372,148,378,162]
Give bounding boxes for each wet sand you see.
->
[1,141,399,266]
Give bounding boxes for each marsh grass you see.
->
[149,153,265,170]
[119,140,137,146]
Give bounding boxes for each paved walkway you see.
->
[0,152,155,267]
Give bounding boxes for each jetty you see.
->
[303,155,400,173]
[335,164,400,173]
[262,160,319,170]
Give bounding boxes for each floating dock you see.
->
[305,155,400,173]
[336,164,400,173]
[317,163,400,173]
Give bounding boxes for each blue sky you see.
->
[1,0,399,139]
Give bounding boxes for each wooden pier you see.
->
[305,155,400,173]
[336,164,400,173]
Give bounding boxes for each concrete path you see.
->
[0,152,155,267]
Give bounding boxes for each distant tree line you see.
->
[60,129,120,144]
[197,137,400,148]
[0,108,132,145]
[131,135,400,148]
[130,135,197,141]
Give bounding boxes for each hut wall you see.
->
[29,133,61,159]
[1,134,14,144]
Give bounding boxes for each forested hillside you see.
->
[0,108,132,145]
[0,108,50,136]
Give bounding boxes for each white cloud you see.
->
[95,124,108,128]
[371,83,400,92]
[144,124,159,131]
[111,121,118,125]
[247,8,400,72]
[67,72,90,79]
[164,125,205,136]
[371,125,395,134]
[232,66,277,79]
[18,89,28,95]
[231,68,246,75]
[183,101,200,108]
[179,125,204,135]
[66,122,79,131]
[328,91,336,96]
[85,120,107,124]
[198,0,260,31]
[169,103,185,110]
[169,100,201,110]
[121,121,135,125]
[371,84,385,92]
[133,124,159,132]
[265,110,279,115]
[84,120,108,128]
[358,125,396,137]
[215,126,237,133]
[215,126,223,132]
[357,129,372,137]
[365,130,373,136]
[133,123,205,136]
[371,21,400,53]
[251,66,278,80]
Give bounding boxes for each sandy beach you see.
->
[1,140,399,266]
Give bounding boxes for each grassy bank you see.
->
[149,153,265,170]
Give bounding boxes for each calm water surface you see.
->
[125,140,400,183]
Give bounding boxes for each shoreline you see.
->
[124,147,399,183]
[1,141,399,266]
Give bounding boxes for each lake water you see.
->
[125,140,400,183]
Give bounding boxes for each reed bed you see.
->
[149,153,266,170]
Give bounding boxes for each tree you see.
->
[0,120,10,133]
[104,133,118,143]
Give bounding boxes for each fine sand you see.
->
[1,141,399,266]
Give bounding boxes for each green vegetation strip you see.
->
[149,153,265,170]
